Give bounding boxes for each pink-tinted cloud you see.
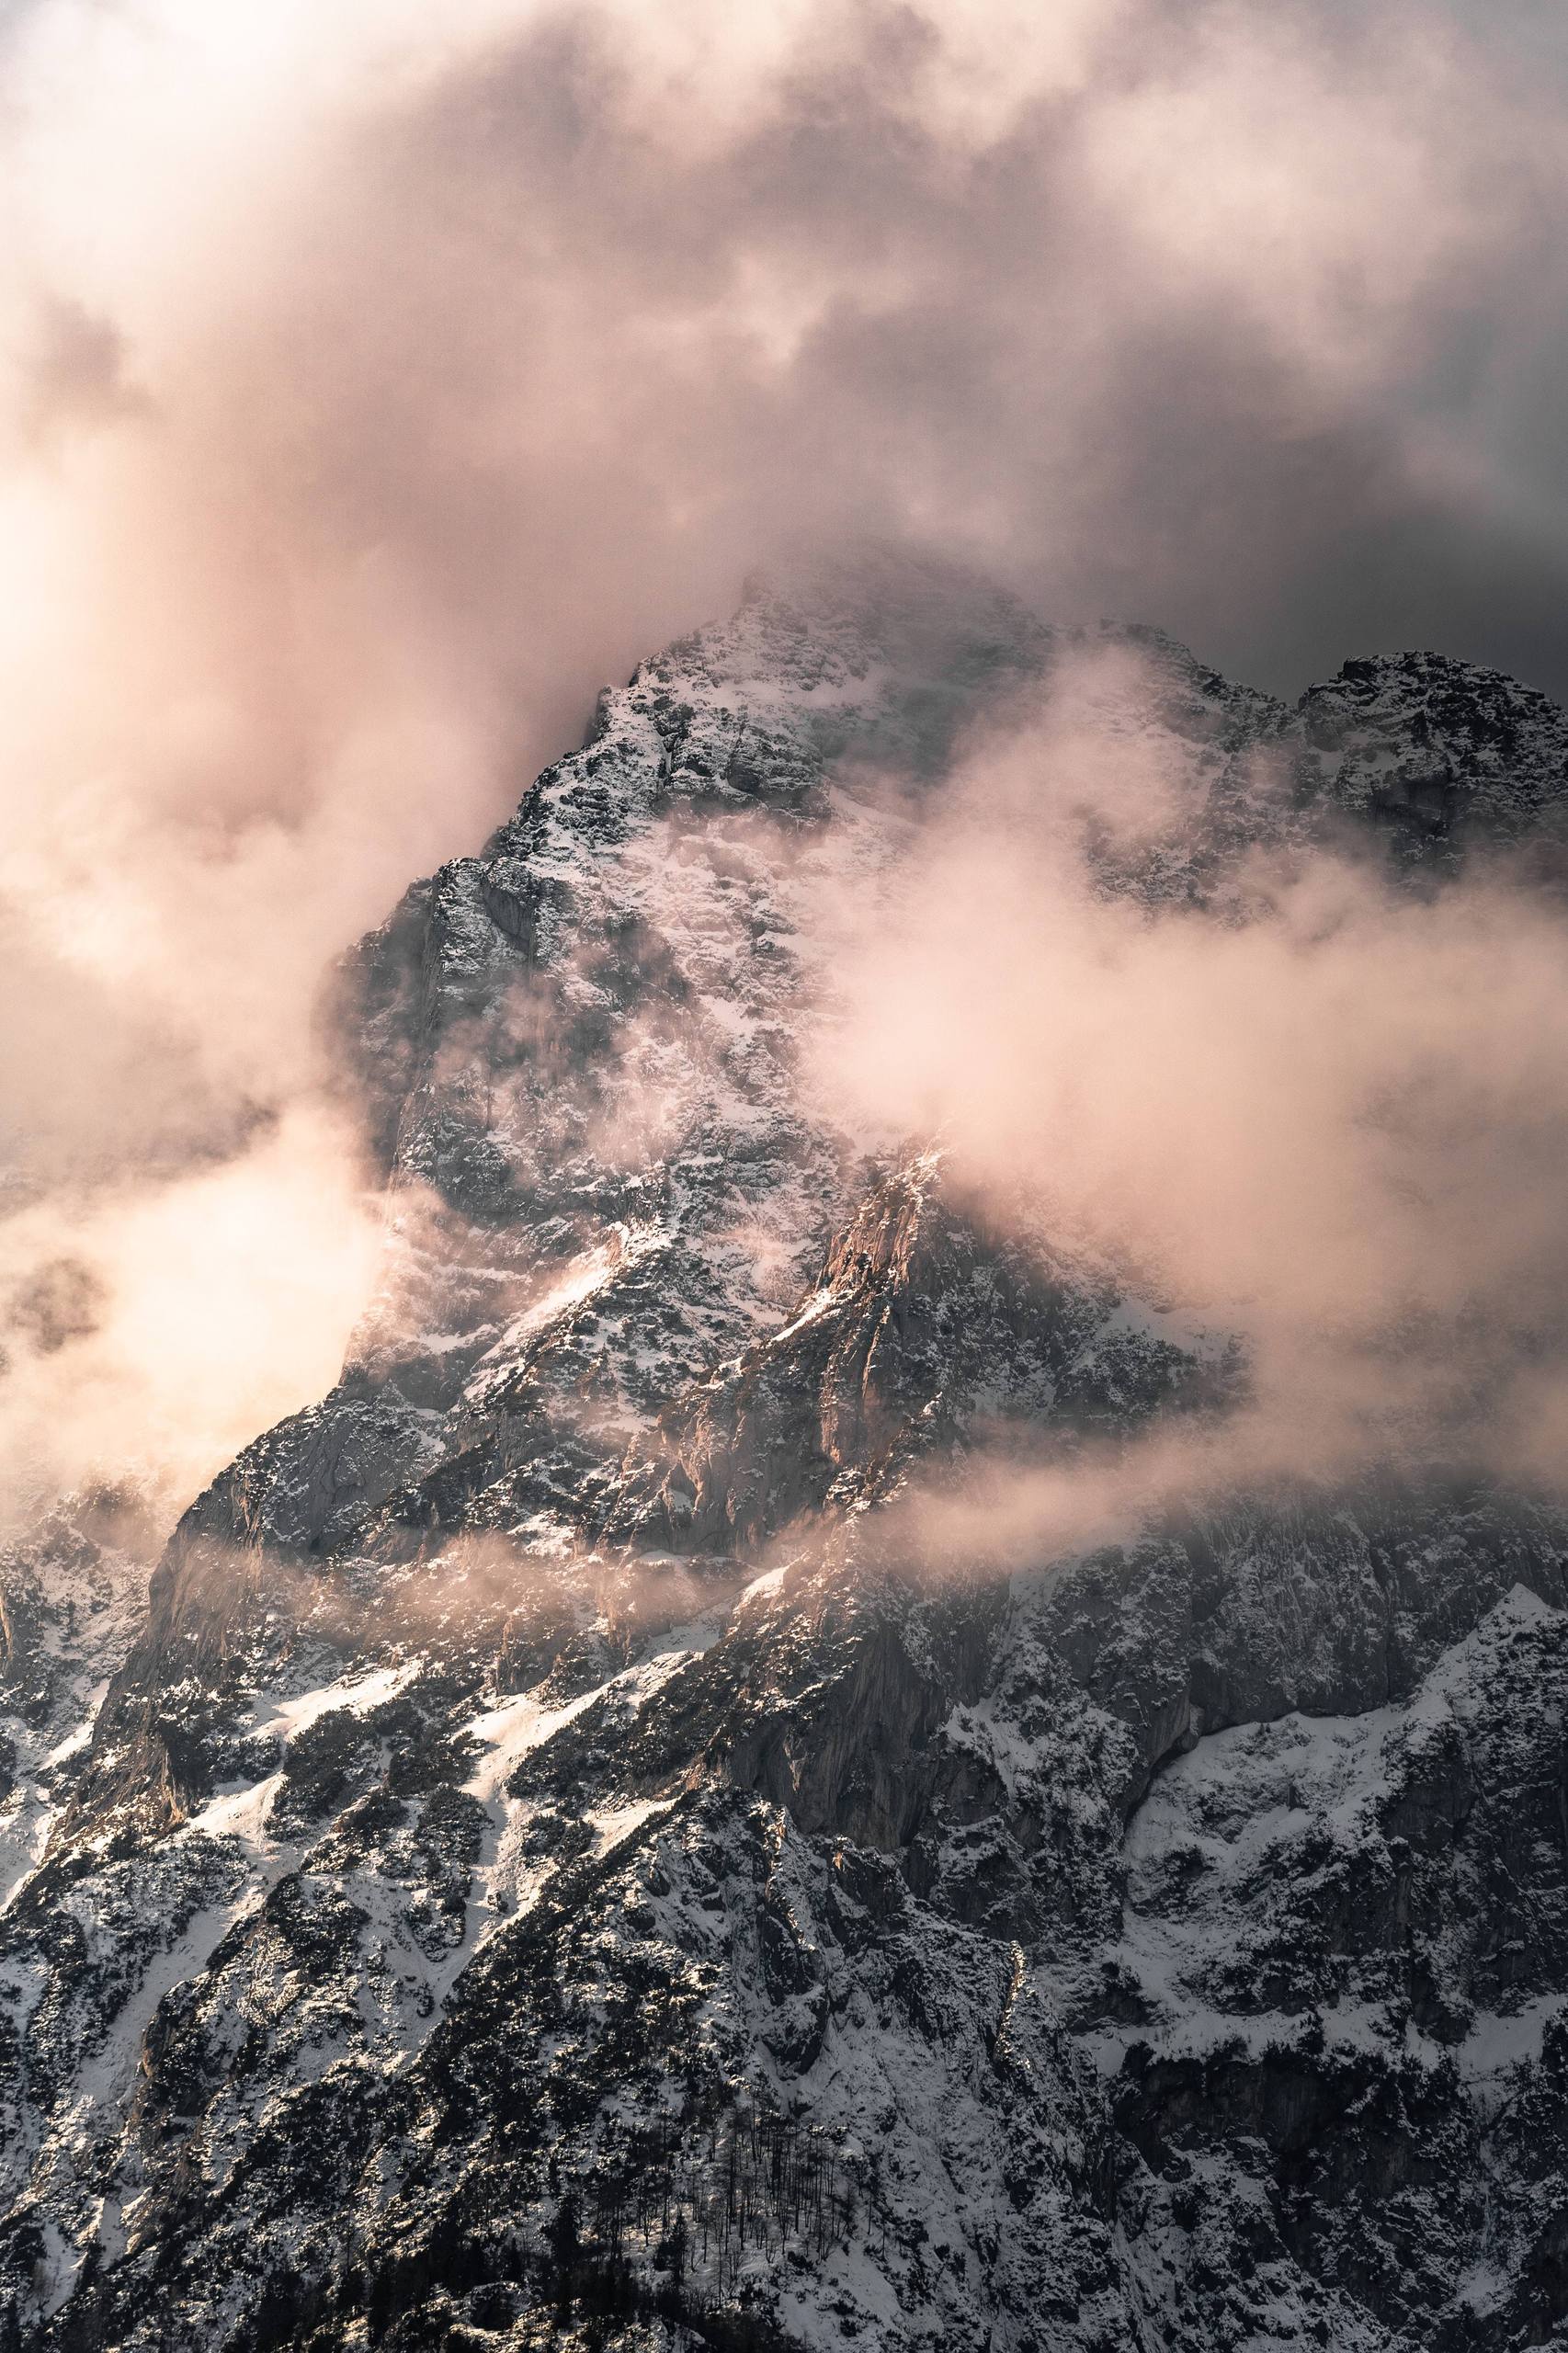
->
[810,649,1568,1499]
[2,0,1566,1524]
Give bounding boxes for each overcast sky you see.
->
[2,0,1567,1518]
[2,0,1565,716]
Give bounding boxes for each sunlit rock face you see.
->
[8,554,1568,2352]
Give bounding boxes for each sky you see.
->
[1,0,1566,1525]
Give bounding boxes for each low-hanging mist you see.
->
[809,652,1568,1516]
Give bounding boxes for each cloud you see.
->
[806,644,1568,1501]
[1,0,1566,1524]
[0,1104,381,1525]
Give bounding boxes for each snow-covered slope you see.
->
[0,1493,153,1912]
[6,556,1568,2351]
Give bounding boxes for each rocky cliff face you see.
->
[6,555,1568,2352]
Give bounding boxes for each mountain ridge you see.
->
[6,555,1568,2349]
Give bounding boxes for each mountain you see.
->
[6,553,1568,2351]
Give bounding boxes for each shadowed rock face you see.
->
[1297,649,1568,864]
[8,555,1568,2351]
